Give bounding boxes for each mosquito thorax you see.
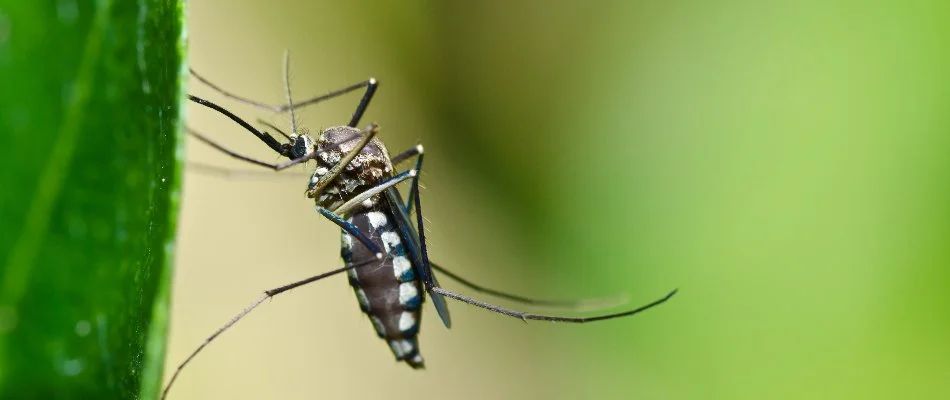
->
[309,125,394,211]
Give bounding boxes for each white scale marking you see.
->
[355,289,370,311]
[389,339,414,358]
[370,316,386,337]
[398,311,416,332]
[366,211,388,229]
[380,231,401,253]
[342,233,359,279]
[392,256,411,280]
[411,354,424,364]
[341,233,353,251]
[398,282,419,306]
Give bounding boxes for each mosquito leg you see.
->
[344,78,377,127]
[317,207,385,258]
[190,67,377,124]
[405,150,424,212]
[390,145,422,166]
[382,144,425,212]
[332,169,418,217]
[274,78,377,127]
[160,257,382,400]
[189,94,288,155]
[409,169,678,323]
[428,262,629,311]
[430,287,677,323]
[190,68,279,112]
[408,173,452,327]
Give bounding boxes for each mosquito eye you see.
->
[292,136,314,159]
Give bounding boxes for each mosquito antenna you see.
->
[283,50,298,136]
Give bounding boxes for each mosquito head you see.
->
[310,126,394,210]
[288,132,315,159]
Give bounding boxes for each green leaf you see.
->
[0,0,185,398]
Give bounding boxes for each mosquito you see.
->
[162,52,677,399]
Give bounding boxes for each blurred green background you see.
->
[170,1,950,399]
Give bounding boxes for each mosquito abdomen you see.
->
[342,207,425,368]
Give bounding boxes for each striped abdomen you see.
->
[342,209,425,368]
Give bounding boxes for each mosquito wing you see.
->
[385,188,452,328]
